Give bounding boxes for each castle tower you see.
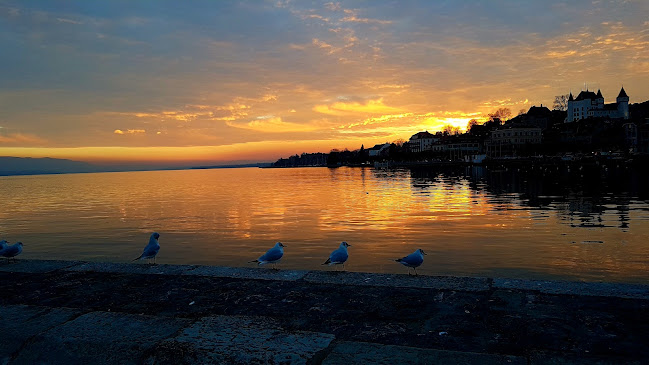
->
[616,87,629,119]
[566,92,574,122]
[596,89,604,109]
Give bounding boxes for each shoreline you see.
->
[2,259,649,364]
[1,259,648,298]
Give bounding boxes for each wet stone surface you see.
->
[1,260,648,364]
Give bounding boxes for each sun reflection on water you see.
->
[1,166,648,283]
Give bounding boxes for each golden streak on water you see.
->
[0,167,648,283]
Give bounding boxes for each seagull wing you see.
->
[141,242,160,258]
[329,248,348,264]
[259,247,283,262]
[1,245,18,258]
[400,252,423,267]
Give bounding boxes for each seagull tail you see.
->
[133,255,143,261]
[322,259,331,265]
[249,260,260,264]
[395,258,403,263]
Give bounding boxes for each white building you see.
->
[566,87,629,123]
[407,131,439,153]
[368,143,391,157]
[486,127,542,157]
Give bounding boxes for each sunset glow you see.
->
[1,1,648,165]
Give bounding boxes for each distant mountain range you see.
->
[0,157,101,176]
[0,157,270,176]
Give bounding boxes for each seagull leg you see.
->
[414,267,418,276]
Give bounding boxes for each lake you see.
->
[1,166,648,283]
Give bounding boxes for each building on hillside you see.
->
[523,105,552,130]
[639,120,649,154]
[566,87,629,123]
[485,126,542,157]
[445,138,481,160]
[368,143,391,157]
[407,131,440,153]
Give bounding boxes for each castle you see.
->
[566,87,629,122]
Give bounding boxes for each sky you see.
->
[1,0,648,165]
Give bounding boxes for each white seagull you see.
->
[323,242,351,270]
[1,242,24,263]
[133,232,160,264]
[395,249,427,275]
[250,242,285,269]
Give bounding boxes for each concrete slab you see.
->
[493,278,649,299]
[184,265,309,281]
[0,259,83,273]
[530,351,645,365]
[148,315,335,364]
[303,271,492,291]
[64,261,197,276]
[0,305,82,363]
[11,311,192,365]
[322,341,526,365]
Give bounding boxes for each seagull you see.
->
[1,242,23,263]
[250,242,285,269]
[323,242,351,270]
[133,232,160,264]
[395,249,427,275]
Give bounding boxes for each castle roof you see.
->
[568,92,573,101]
[410,131,435,140]
[596,89,603,98]
[618,87,628,98]
[575,90,598,101]
[527,105,552,116]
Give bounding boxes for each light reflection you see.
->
[0,166,648,283]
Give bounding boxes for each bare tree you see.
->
[488,108,512,122]
[467,119,480,130]
[442,125,460,135]
[553,94,569,111]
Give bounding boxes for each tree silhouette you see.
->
[488,108,512,122]
[553,94,569,111]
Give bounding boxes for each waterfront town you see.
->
[272,87,649,168]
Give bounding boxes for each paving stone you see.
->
[64,261,197,276]
[0,259,83,273]
[493,278,649,299]
[529,351,645,365]
[0,305,82,363]
[148,315,335,364]
[322,341,526,365]
[184,265,309,281]
[11,311,192,364]
[303,271,491,291]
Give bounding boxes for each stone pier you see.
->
[1,260,648,364]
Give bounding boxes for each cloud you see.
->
[226,117,318,133]
[56,17,83,25]
[114,129,145,134]
[0,133,47,145]
[313,98,402,116]
[341,9,392,25]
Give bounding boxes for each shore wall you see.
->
[1,260,648,364]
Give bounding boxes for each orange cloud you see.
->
[227,117,318,133]
[0,133,47,145]
[313,98,402,116]
[114,129,146,134]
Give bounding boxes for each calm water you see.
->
[1,166,649,283]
